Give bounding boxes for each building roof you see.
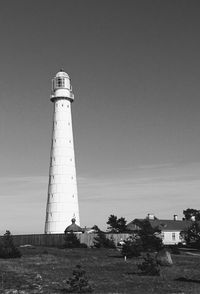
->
[55,69,69,78]
[64,218,83,233]
[127,218,195,232]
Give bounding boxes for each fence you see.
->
[10,233,131,248]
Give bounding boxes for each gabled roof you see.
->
[127,218,196,232]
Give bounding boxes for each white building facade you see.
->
[44,70,80,234]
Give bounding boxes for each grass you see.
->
[0,247,200,293]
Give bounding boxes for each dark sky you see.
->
[0,0,200,233]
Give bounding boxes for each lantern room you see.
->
[51,69,74,102]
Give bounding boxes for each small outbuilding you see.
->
[64,218,83,234]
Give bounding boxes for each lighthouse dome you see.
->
[55,69,69,78]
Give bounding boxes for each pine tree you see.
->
[0,230,21,258]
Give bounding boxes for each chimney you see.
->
[173,215,178,221]
[191,215,196,221]
[147,213,154,220]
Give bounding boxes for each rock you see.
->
[19,244,35,249]
[156,248,173,266]
[35,273,42,281]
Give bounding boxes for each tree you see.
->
[117,217,127,233]
[133,219,163,252]
[0,230,21,258]
[121,235,142,257]
[65,264,93,293]
[106,214,127,233]
[137,253,160,276]
[93,229,116,249]
[181,221,200,248]
[121,220,163,258]
[63,232,87,248]
[183,208,200,221]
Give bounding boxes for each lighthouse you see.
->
[44,70,80,234]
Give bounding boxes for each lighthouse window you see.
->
[56,77,64,88]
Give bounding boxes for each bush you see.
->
[134,219,164,252]
[168,245,180,255]
[63,232,87,248]
[64,264,93,293]
[181,221,200,249]
[121,238,142,258]
[93,231,116,249]
[137,253,160,276]
[141,234,163,252]
[0,230,21,258]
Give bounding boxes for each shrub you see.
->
[181,221,200,248]
[121,238,142,258]
[168,245,180,255]
[63,232,87,248]
[0,230,21,258]
[64,264,93,293]
[93,231,116,249]
[137,253,160,276]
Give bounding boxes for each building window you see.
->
[56,77,64,88]
[172,233,176,241]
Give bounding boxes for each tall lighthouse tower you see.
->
[45,70,80,234]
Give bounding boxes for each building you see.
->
[127,214,194,245]
[64,218,83,234]
[44,70,80,234]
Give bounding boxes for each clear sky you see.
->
[0,0,200,234]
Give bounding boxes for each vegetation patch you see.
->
[63,232,87,248]
[0,231,21,259]
[0,247,199,293]
[63,264,93,293]
[137,253,160,276]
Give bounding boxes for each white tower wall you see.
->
[45,70,80,234]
